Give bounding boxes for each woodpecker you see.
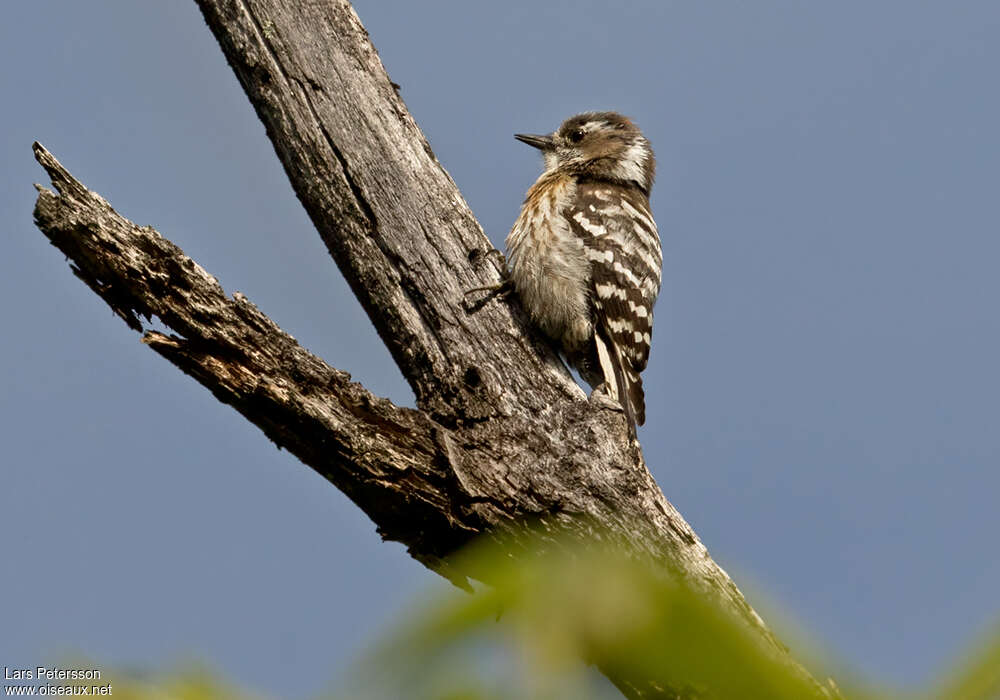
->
[506,112,661,431]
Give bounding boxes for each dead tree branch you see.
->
[28,0,836,696]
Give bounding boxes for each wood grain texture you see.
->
[197,0,581,427]
[28,1,837,696]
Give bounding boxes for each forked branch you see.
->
[27,0,837,696]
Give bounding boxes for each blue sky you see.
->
[2,2,999,697]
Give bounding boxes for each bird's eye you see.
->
[568,129,585,143]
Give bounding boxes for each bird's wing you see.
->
[565,182,662,425]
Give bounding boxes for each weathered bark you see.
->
[28,0,837,697]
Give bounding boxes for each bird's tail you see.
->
[594,327,645,434]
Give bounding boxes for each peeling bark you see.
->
[27,0,838,697]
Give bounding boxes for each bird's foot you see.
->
[463,278,514,313]
[589,382,623,413]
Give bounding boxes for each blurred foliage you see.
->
[349,530,1000,700]
[928,627,1000,700]
[351,532,852,700]
[40,531,1000,700]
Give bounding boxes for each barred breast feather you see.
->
[506,172,594,354]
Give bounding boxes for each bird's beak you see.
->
[514,133,554,150]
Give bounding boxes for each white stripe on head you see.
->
[613,140,650,187]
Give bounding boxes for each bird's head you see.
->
[515,111,655,194]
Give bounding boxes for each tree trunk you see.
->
[28,0,836,697]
